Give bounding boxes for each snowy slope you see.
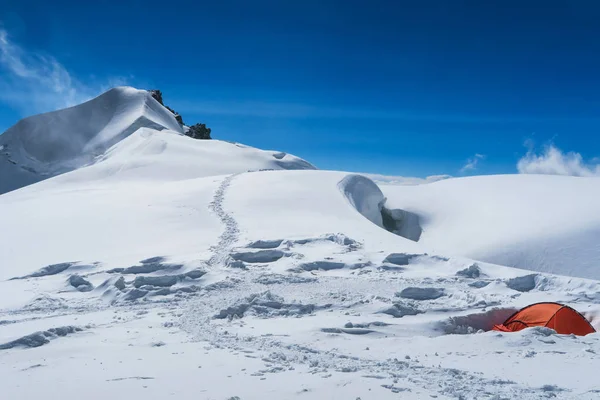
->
[381,175,600,279]
[2,168,600,399]
[2,90,600,399]
[0,87,314,195]
[0,87,184,194]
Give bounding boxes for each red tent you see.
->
[493,302,596,336]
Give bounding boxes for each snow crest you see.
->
[338,174,386,227]
[0,87,182,194]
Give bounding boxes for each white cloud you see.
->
[517,144,600,177]
[0,28,129,117]
[460,153,485,173]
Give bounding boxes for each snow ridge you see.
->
[0,87,183,194]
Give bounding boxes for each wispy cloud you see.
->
[517,143,600,177]
[0,28,129,118]
[460,153,485,174]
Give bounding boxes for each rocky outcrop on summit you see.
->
[148,89,210,139]
[149,90,184,125]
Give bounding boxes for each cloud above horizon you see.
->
[517,144,600,177]
[0,28,128,117]
[460,153,485,174]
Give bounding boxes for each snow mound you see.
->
[381,174,600,279]
[214,291,325,319]
[230,250,286,263]
[439,308,518,334]
[92,130,315,182]
[0,326,83,350]
[0,87,183,194]
[397,287,445,300]
[338,174,423,242]
[338,174,386,227]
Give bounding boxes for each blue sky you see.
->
[1,0,600,177]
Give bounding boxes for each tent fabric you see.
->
[492,302,596,336]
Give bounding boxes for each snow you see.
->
[0,86,313,195]
[2,88,600,399]
[380,174,600,279]
[0,86,183,194]
[339,174,387,227]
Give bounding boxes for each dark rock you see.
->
[186,123,212,140]
[149,90,164,105]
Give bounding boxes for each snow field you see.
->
[2,87,600,399]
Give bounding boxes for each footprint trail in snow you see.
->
[207,174,240,268]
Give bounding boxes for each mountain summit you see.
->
[0,87,314,194]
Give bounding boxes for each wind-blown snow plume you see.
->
[517,144,600,177]
[0,28,128,117]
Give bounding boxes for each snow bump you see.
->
[397,287,446,300]
[0,326,83,350]
[456,264,482,278]
[378,303,423,318]
[506,274,539,292]
[10,262,77,280]
[230,250,285,264]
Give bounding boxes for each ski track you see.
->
[207,174,240,268]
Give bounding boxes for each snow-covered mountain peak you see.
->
[0,86,315,194]
[0,86,183,193]
[2,86,181,163]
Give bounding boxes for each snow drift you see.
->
[339,174,422,242]
[381,174,600,279]
[45,128,315,187]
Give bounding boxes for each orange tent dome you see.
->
[493,302,596,336]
